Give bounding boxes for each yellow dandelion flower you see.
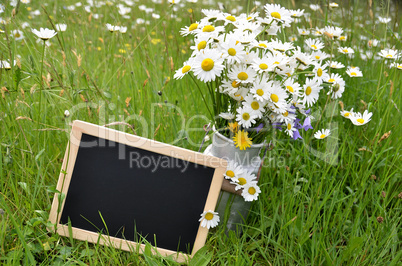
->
[233,130,252,150]
[227,122,239,133]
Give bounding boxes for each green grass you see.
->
[1,0,401,264]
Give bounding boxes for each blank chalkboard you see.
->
[49,120,226,262]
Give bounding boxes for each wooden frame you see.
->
[48,120,227,263]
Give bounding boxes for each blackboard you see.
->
[49,120,226,262]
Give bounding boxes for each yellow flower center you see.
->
[343,49,348,53]
[248,187,256,195]
[232,81,240,88]
[311,44,317,49]
[238,177,247,185]
[251,101,259,110]
[286,86,294,93]
[258,43,267,48]
[317,68,323,77]
[242,113,250,120]
[228,48,237,56]
[247,16,252,20]
[197,40,207,51]
[226,15,236,22]
[201,58,214,71]
[287,123,292,130]
[283,111,289,117]
[237,72,248,80]
[226,170,235,178]
[306,86,312,96]
[182,65,191,73]
[271,12,281,19]
[202,25,215,32]
[15,33,21,38]
[340,36,346,40]
[205,213,214,220]
[357,118,364,124]
[270,94,279,103]
[344,112,350,117]
[189,23,198,31]
[256,89,264,96]
[386,54,392,58]
[259,63,268,70]
[350,72,357,76]
[328,78,335,83]
[273,61,280,65]
[320,134,326,138]
[315,55,321,60]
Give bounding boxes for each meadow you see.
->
[0,0,401,264]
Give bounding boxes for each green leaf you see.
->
[189,246,212,266]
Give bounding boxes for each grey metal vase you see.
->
[203,130,265,233]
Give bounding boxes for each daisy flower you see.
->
[349,110,373,126]
[224,160,244,181]
[290,9,304,18]
[283,78,301,96]
[233,130,253,150]
[323,26,343,39]
[267,82,288,113]
[220,79,242,95]
[180,22,199,36]
[220,39,246,64]
[31,27,57,41]
[250,80,269,102]
[305,38,325,50]
[192,49,225,82]
[106,23,120,32]
[314,129,331,139]
[300,78,322,107]
[230,170,257,190]
[242,182,261,201]
[309,4,321,11]
[311,50,330,61]
[243,94,265,118]
[312,62,329,81]
[297,27,309,36]
[378,16,391,24]
[251,56,271,74]
[12,30,24,41]
[199,210,220,229]
[228,64,257,84]
[338,46,354,54]
[346,67,363,77]
[340,108,354,118]
[264,3,293,26]
[390,62,402,70]
[285,121,297,138]
[329,61,345,69]
[173,59,194,79]
[236,106,257,128]
[378,49,399,59]
[55,24,67,32]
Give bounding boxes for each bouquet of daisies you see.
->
[174,3,365,152]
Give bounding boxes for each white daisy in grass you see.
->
[228,64,257,84]
[323,73,343,84]
[219,13,238,25]
[242,182,261,201]
[378,16,391,24]
[250,80,269,102]
[220,39,246,64]
[55,23,67,32]
[314,129,331,139]
[220,79,242,94]
[264,3,293,27]
[267,82,288,114]
[311,51,329,61]
[230,87,249,102]
[305,38,325,51]
[346,67,363,77]
[329,2,339,8]
[198,24,225,38]
[243,94,265,118]
[251,56,271,74]
[224,160,243,181]
[269,38,295,52]
[12,29,24,41]
[219,112,235,120]
[180,22,200,36]
[277,106,297,124]
[31,27,57,40]
[297,27,309,36]
[312,27,324,36]
[106,23,120,32]
[201,9,222,22]
[192,49,225,82]
[252,40,271,50]
[293,48,314,70]
[285,121,297,138]
[301,78,322,107]
[290,9,304,18]
[190,36,211,52]
[338,46,354,54]
[242,51,259,64]
[390,62,402,70]
[265,53,288,72]
[199,210,220,229]
[329,61,345,69]
[230,170,257,191]
[236,106,257,128]
[309,4,321,11]
[312,62,329,81]
[340,108,354,119]
[283,78,301,96]
[173,58,194,79]
[378,49,399,59]
[323,26,343,39]
[349,110,373,126]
